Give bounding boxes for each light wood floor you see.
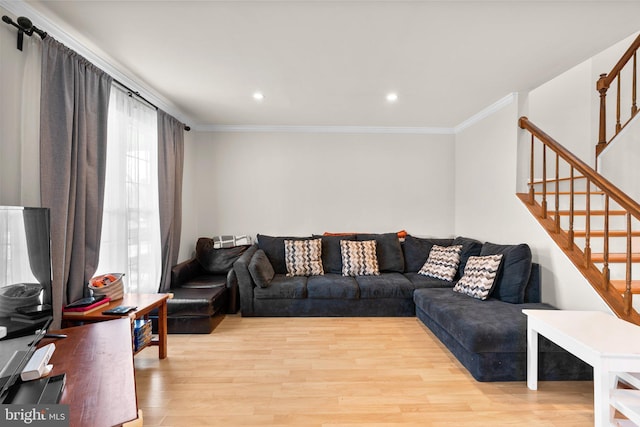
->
[134,316,594,426]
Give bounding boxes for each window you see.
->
[96,86,161,294]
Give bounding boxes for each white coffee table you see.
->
[524,309,640,427]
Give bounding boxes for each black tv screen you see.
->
[0,206,52,338]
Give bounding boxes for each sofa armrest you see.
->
[171,258,205,288]
[226,269,240,314]
[233,244,258,316]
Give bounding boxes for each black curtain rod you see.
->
[2,14,191,132]
[113,79,191,131]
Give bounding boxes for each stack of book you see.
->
[62,296,111,316]
[133,319,152,352]
[10,304,52,325]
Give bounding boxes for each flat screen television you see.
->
[0,206,53,338]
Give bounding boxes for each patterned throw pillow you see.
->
[453,254,504,300]
[418,245,463,281]
[284,239,324,277]
[340,240,380,276]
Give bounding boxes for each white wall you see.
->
[527,32,638,168]
[182,130,455,255]
[599,118,640,200]
[454,96,609,311]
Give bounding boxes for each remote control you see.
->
[102,305,137,315]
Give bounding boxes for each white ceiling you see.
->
[9,1,640,130]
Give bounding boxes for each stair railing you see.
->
[520,116,640,321]
[596,33,640,157]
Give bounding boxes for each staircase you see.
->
[518,117,640,325]
[518,33,640,426]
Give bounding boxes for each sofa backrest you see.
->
[196,237,251,274]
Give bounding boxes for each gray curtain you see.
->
[40,37,112,328]
[157,110,184,292]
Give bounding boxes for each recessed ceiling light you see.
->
[386,93,398,102]
[253,92,264,101]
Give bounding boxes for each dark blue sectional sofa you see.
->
[233,232,593,382]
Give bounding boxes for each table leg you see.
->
[158,300,167,359]
[527,323,538,391]
[593,366,610,427]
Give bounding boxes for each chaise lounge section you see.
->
[152,237,250,334]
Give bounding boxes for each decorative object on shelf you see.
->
[0,283,43,317]
[133,319,152,352]
[88,273,125,301]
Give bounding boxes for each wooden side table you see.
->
[63,293,171,359]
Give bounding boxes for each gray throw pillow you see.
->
[248,249,275,288]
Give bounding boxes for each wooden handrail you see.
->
[597,33,640,154]
[520,116,640,220]
[598,33,640,90]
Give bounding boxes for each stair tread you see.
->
[611,280,640,294]
[592,253,640,263]
[551,210,628,216]
[530,176,587,185]
[534,191,606,195]
[574,230,640,237]
[611,389,640,426]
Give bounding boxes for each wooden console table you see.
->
[63,293,170,359]
[41,318,141,427]
[524,309,640,427]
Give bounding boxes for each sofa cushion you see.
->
[253,274,307,299]
[480,242,532,304]
[195,238,250,274]
[180,274,227,289]
[313,234,356,274]
[167,286,227,317]
[404,272,455,289]
[341,240,380,276]
[413,288,554,353]
[248,249,275,288]
[453,254,503,300]
[403,235,455,272]
[356,233,404,273]
[452,236,483,278]
[257,234,311,275]
[356,273,414,299]
[285,238,324,277]
[418,244,462,281]
[307,274,359,299]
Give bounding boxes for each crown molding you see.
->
[0,0,192,126]
[454,92,517,133]
[1,0,514,136]
[193,124,455,135]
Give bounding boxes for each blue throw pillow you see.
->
[480,242,532,304]
[313,234,357,275]
[403,235,455,272]
[356,233,404,273]
[452,236,483,279]
[248,249,275,288]
[257,234,311,275]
